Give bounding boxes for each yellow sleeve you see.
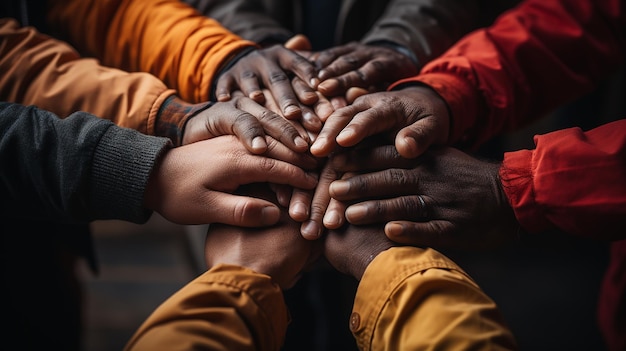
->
[47,0,258,103]
[352,247,518,350]
[0,18,174,135]
[124,264,289,351]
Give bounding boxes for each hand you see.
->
[310,86,450,159]
[324,223,398,281]
[143,135,318,227]
[328,147,520,251]
[204,183,322,289]
[214,45,320,119]
[312,42,419,97]
[182,91,310,154]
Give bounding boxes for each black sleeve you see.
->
[184,0,293,45]
[362,0,518,69]
[0,102,171,223]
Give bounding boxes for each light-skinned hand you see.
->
[143,134,318,227]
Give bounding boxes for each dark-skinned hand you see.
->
[214,45,320,120]
[310,85,451,159]
[310,42,419,97]
[324,223,399,281]
[327,146,520,251]
[182,91,310,153]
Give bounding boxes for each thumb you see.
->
[395,121,439,158]
[285,34,312,51]
[211,193,282,227]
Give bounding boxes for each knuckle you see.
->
[241,70,258,80]
[385,169,410,186]
[354,69,367,84]
[258,109,278,122]
[269,71,289,84]
[259,156,279,174]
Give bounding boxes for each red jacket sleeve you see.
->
[390,0,626,148]
[499,119,626,240]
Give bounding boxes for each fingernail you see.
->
[310,77,320,88]
[261,206,280,225]
[310,137,326,155]
[302,220,321,239]
[337,129,355,143]
[295,136,309,149]
[318,79,338,93]
[345,204,367,222]
[251,136,267,152]
[323,210,342,229]
[217,93,230,101]
[285,105,301,118]
[291,202,309,220]
[250,91,264,101]
[329,180,349,196]
[385,222,404,237]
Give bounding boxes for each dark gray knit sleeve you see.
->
[90,124,171,222]
[0,102,170,223]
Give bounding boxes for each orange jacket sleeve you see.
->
[47,0,258,103]
[124,264,289,351]
[0,18,175,135]
[354,247,517,350]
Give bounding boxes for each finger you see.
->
[204,192,283,227]
[385,220,455,248]
[314,44,354,74]
[264,136,318,169]
[309,104,363,157]
[232,70,265,104]
[323,197,347,229]
[299,104,323,134]
[395,118,441,159]
[236,97,309,152]
[291,76,319,106]
[344,195,429,225]
[214,74,236,101]
[345,87,369,104]
[284,34,312,51]
[329,169,418,201]
[329,145,413,172]
[318,68,370,97]
[289,187,314,222]
[233,153,318,191]
[263,67,302,119]
[300,163,340,240]
[311,91,335,121]
[279,49,320,89]
[330,96,348,109]
[334,104,398,148]
[269,183,292,207]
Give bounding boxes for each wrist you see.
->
[367,40,420,69]
[349,243,395,281]
[156,95,212,146]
